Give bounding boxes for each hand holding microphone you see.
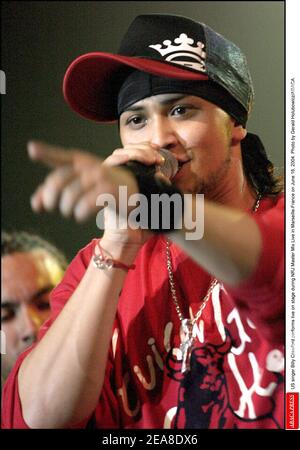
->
[124,148,179,181]
[122,148,183,232]
[122,147,181,199]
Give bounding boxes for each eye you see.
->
[171,105,188,116]
[35,300,50,311]
[34,293,51,312]
[1,306,17,323]
[125,114,147,129]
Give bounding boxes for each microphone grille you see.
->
[159,149,179,179]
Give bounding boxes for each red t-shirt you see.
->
[2,195,284,429]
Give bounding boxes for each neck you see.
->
[210,181,258,211]
[205,148,258,211]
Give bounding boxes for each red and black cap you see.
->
[63,14,254,125]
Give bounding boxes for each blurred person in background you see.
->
[1,231,67,385]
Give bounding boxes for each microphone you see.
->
[121,149,183,233]
[125,148,179,180]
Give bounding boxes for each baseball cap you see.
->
[63,14,254,125]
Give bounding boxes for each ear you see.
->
[231,121,247,146]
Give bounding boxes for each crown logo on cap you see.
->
[149,33,206,73]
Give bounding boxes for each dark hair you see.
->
[1,231,68,270]
[241,133,284,196]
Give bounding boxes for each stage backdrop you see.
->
[1,1,284,260]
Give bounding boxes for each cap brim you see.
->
[63,52,208,122]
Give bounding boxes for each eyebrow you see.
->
[32,285,53,301]
[123,94,188,113]
[1,285,53,307]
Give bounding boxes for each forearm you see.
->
[18,240,139,428]
[169,196,262,286]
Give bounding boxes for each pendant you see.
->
[179,318,196,373]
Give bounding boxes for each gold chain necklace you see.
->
[166,194,261,373]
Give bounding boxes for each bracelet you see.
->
[92,239,136,272]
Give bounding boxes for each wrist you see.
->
[95,237,141,267]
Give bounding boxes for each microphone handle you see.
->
[121,160,184,233]
[125,160,157,178]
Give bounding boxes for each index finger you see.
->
[27,140,77,168]
[72,151,104,173]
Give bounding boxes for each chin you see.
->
[173,179,201,195]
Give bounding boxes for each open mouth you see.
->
[171,160,190,181]
[177,160,189,171]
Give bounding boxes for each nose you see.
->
[150,115,178,151]
[19,305,39,345]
